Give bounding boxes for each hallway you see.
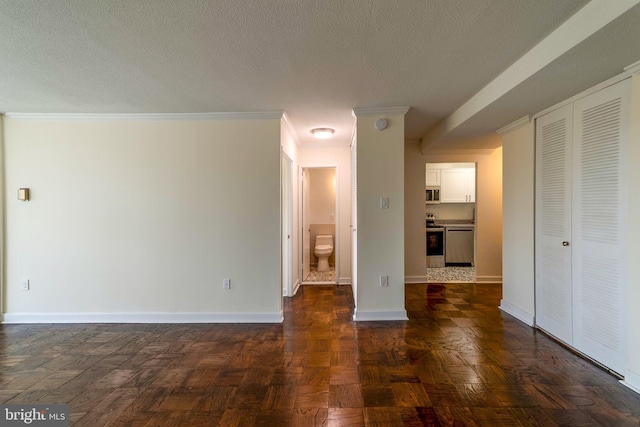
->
[1,284,639,425]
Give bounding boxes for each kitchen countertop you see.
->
[433,220,475,228]
[426,222,475,230]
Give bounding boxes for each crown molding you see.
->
[496,116,531,135]
[281,112,302,147]
[4,111,284,121]
[624,59,640,75]
[352,106,410,117]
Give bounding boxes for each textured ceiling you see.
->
[3,0,636,148]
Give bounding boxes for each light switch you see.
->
[380,197,389,209]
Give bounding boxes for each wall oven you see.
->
[426,225,445,267]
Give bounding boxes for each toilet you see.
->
[314,235,334,272]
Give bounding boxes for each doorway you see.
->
[301,167,338,284]
[425,162,477,283]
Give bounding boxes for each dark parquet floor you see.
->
[1,283,640,426]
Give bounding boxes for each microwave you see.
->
[426,187,440,204]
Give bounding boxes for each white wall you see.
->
[308,168,336,224]
[298,145,351,284]
[4,117,282,322]
[405,141,503,282]
[355,111,406,320]
[0,115,3,318]
[499,120,535,325]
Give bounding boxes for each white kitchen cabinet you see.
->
[425,169,440,186]
[440,168,475,203]
[535,77,631,375]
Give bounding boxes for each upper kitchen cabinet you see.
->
[441,168,475,203]
[425,169,441,186]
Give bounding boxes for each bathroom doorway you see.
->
[301,167,338,284]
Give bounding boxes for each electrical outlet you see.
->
[380,275,388,287]
[22,279,30,291]
[223,279,231,290]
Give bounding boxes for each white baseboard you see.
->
[621,370,640,395]
[499,300,534,326]
[337,277,352,285]
[476,275,503,283]
[292,280,301,296]
[2,311,284,324]
[405,276,427,284]
[353,309,408,321]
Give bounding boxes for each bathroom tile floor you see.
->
[426,266,475,283]
[304,265,336,283]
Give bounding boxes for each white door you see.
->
[571,80,629,374]
[281,152,293,297]
[535,103,574,345]
[301,168,310,282]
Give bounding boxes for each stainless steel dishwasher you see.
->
[445,226,474,265]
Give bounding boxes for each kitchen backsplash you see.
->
[427,203,475,220]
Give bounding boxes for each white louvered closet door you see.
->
[535,104,574,345]
[572,80,629,375]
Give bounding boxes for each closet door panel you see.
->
[572,80,629,374]
[535,103,573,345]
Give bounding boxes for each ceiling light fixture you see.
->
[311,128,334,139]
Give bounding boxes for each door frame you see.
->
[281,150,294,297]
[299,165,340,284]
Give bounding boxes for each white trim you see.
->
[496,116,531,135]
[621,370,640,394]
[5,111,284,121]
[353,310,408,321]
[282,112,302,147]
[2,312,283,324]
[623,59,640,75]
[405,276,428,284]
[337,277,352,285]
[352,107,410,117]
[476,276,503,283]
[292,280,301,296]
[499,300,535,327]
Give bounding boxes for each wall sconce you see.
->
[18,188,30,201]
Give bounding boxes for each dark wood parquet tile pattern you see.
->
[1,283,639,426]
